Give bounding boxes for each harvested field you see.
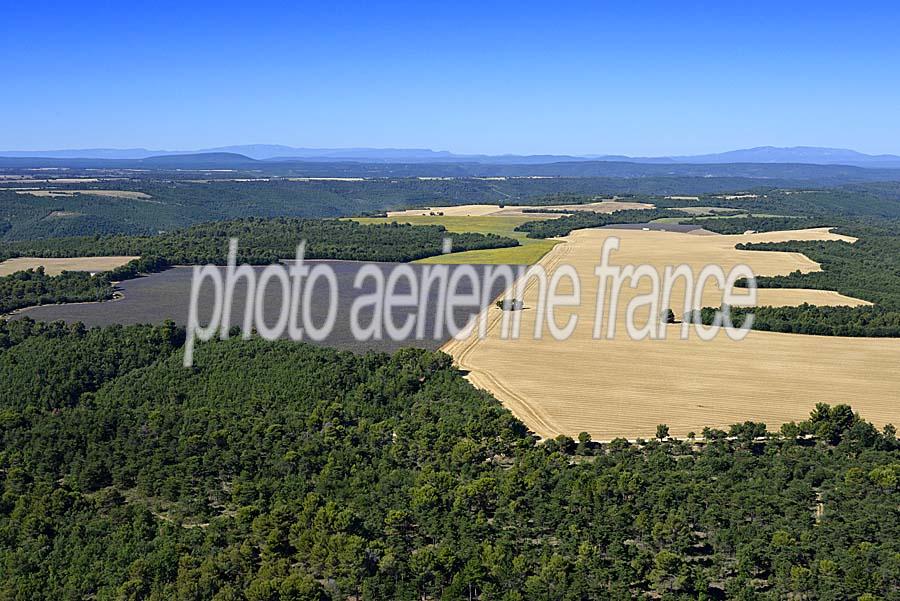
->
[0,256,138,276]
[16,189,154,200]
[443,227,896,440]
[388,204,511,217]
[387,200,653,218]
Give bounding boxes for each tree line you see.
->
[691,304,900,337]
[0,217,518,264]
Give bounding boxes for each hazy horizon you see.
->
[1,143,899,161]
[3,1,899,155]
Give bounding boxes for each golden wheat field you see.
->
[0,256,139,276]
[442,227,898,440]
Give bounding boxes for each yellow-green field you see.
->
[353,215,559,264]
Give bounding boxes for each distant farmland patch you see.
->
[0,256,138,276]
[15,189,155,200]
[386,200,654,218]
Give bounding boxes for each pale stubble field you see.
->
[443,227,898,440]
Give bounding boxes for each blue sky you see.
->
[2,1,899,155]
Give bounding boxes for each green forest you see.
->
[4,178,899,243]
[0,180,719,241]
[0,267,116,315]
[678,216,825,235]
[692,304,900,337]
[655,188,900,219]
[0,322,897,600]
[0,218,517,264]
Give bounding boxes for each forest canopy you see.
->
[0,217,518,265]
[0,322,897,600]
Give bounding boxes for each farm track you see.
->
[444,239,574,436]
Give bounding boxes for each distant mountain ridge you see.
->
[4,153,900,185]
[665,146,900,166]
[2,145,899,168]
